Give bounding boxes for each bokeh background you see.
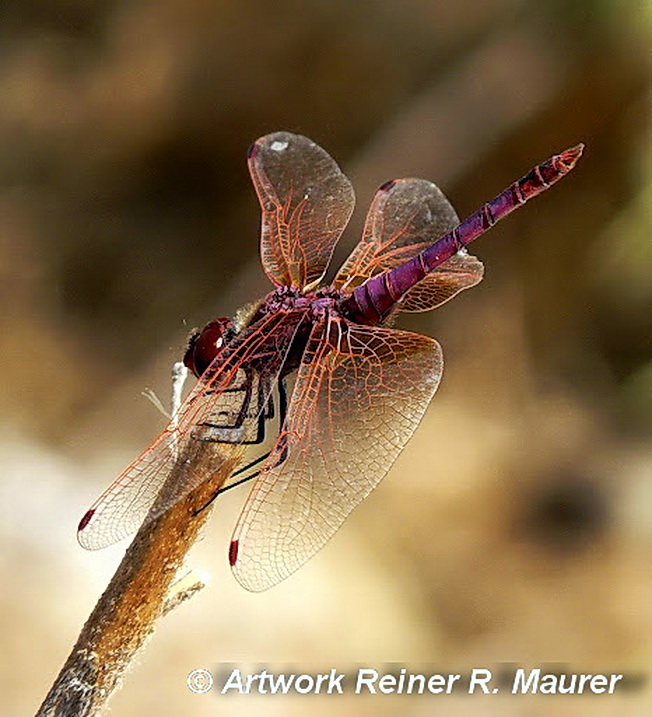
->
[1,0,650,714]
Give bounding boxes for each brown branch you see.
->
[36,440,243,716]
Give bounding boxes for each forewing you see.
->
[249,131,355,289]
[335,178,483,310]
[229,316,443,591]
[78,310,307,550]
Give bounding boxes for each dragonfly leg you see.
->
[191,368,261,444]
[191,440,289,515]
[192,378,289,515]
[217,376,288,488]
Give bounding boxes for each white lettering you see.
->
[408,673,426,693]
[265,672,296,694]
[590,675,607,693]
[221,669,245,694]
[355,669,379,694]
[427,674,444,693]
[326,669,345,694]
[378,674,396,694]
[512,669,624,694]
[244,673,259,693]
[469,668,493,694]
[539,674,558,694]
[257,669,270,694]
[220,666,624,697]
[512,668,539,694]
[396,668,406,692]
[421,673,463,694]
[556,674,577,694]
[294,675,314,694]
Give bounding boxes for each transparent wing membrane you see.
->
[400,249,484,311]
[249,132,355,289]
[230,315,443,591]
[336,177,483,310]
[78,310,307,550]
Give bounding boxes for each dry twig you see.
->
[37,439,242,716]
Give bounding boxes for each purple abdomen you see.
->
[343,144,584,325]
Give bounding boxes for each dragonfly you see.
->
[78,131,583,591]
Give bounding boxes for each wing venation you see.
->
[250,132,355,288]
[230,315,443,591]
[78,310,307,550]
[336,177,483,310]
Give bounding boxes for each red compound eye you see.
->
[183,317,233,377]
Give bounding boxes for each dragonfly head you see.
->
[183,317,235,377]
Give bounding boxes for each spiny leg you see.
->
[215,376,289,494]
[191,367,263,444]
[192,378,289,515]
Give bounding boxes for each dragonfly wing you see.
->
[249,132,355,289]
[229,316,443,592]
[400,249,484,312]
[78,310,307,550]
[335,177,483,310]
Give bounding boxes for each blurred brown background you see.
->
[1,0,650,715]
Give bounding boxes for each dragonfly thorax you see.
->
[250,284,344,322]
[307,287,346,320]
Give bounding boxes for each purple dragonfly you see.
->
[78,132,583,591]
